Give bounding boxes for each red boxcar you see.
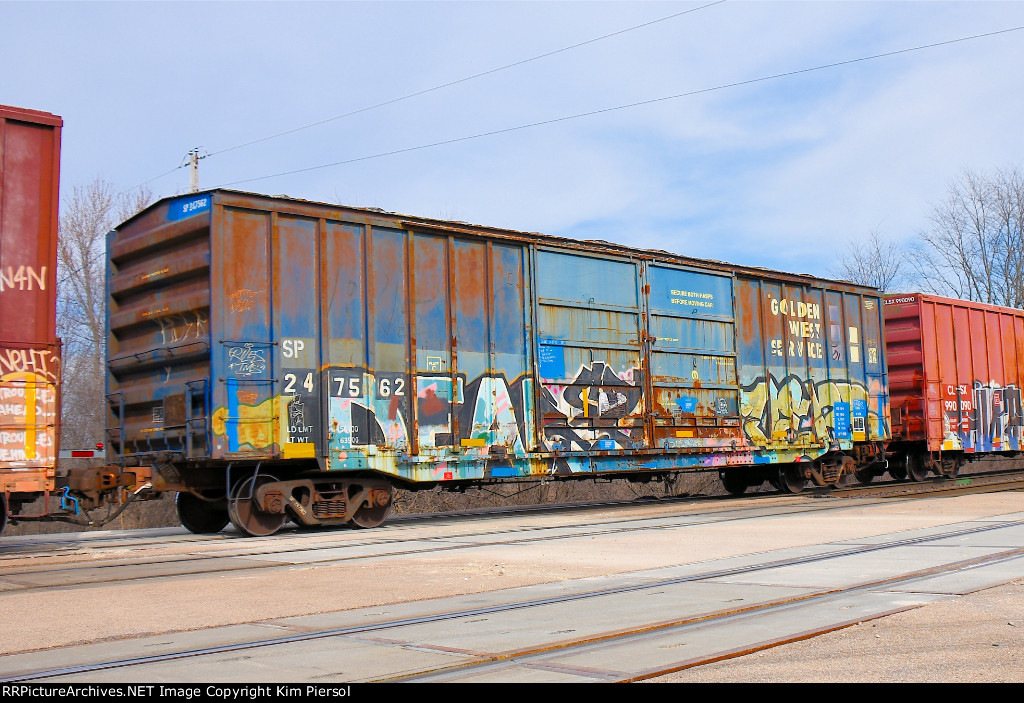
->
[884,292,1024,480]
[0,105,62,527]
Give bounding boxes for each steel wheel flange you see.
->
[776,465,806,494]
[227,475,287,537]
[176,492,229,534]
[348,485,393,529]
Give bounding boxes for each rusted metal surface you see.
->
[885,293,1024,453]
[0,105,61,495]
[735,278,890,453]
[107,190,890,501]
[106,192,212,462]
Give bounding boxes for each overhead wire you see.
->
[117,163,184,197]
[215,25,1024,189]
[207,1,727,158]
[117,1,727,194]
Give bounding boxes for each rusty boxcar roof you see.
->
[119,188,879,295]
[0,105,62,128]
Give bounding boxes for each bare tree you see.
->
[830,229,912,293]
[912,167,1024,308]
[57,179,151,448]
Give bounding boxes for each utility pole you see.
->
[184,148,206,193]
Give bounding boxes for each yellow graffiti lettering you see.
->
[741,376,879,448]
[212,395,291,450]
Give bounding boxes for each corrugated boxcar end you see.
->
[108,189,894,535]
[106,191,214,469]
[884,292,1024,480]
[0,105,62,525]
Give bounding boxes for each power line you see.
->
[117,2,726,194]
[208,1,728,158]
[117,163,183,197]
[217,25,1024,190]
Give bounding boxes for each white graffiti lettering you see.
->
[0,348,55,380]
[0,265,46,292]
[155,311,208,345]
[227,344,267,377]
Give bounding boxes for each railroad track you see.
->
[0,499,851,591]
[4,512,1022,682]
[1,469,1022,594]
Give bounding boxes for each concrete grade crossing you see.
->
[0,491,1021,682]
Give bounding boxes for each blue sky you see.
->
[4,1,1024,277]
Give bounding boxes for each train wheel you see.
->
[348,485,393,529]
[906,454,929,482]
[175,492,229,534]
[776,465,805,494]
[854,468,875,485]
[228,475,287,537]
[0,494,7,535]
[943,457,964,479]
[719,471,748,496]
[888,457,908,481]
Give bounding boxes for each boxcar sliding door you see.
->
[534,250,646,454]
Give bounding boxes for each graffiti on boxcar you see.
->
[228,288,264,313]
[288,397,313,436]
[0,265,46,292]
[211,394,288,451]
[0,371,56,462]
[211,368,536,456]
[942,381,1023,452]
[0,347,56,382]
[329,396,409,450]
[327,371,530,455]
[971,381,1023,450]
[540,361,643,451]
[462,375,528,452]
[740,373,879,446]
[226,343,267,377]
[155,311,207,345]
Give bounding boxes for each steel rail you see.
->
[399,543,1024,682]
[2,470,1023,592]
[3,465,1020,561]
[5,516,1023,682]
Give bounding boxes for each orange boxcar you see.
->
[885,292,1024,480]
[0,104,62,529]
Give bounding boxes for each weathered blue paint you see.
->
[106,190,891,491]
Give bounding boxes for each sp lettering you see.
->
[282,339,306,359]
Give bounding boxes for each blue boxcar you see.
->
[106,190,890,534]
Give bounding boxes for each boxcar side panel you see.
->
[213,207,275,459]
[885,293,1024,453]
[109,191,893,495]
[647,264,738,452]
[322,220,368,464]
[736,279,888,465]
[0,106,61,491]
[275,213,320,458]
